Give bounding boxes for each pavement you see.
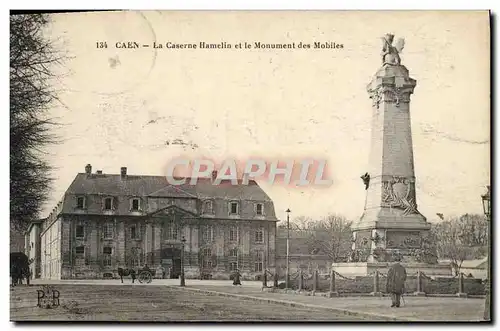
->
[24,279,487,321]
[180,284,487,322]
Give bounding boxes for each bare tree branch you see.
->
[432,214,488,275]
[287,214,352,263]
[10,13,63,231]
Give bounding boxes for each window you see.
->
[229,201,239,215]
[203,226,214,242]
[254,251,264,272]
[130,225,139,239]
[76,225,85,239]
[103,197,114,210]
[229,262,238,271]
[165,221,178,240]
[229,227,238,242]
[130,247,141,267]
[76,196,86,209]
[103,247,112,266]
[255,203,263,215]
[103,222,114,239]
[255,228,264,243]
[229,248,238,257]
[75,246,84,258]
[130,198,140,211]
[203,200,213,214]
[202,248,212,268]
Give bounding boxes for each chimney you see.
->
[211,170,218,181]
[85,164,92,175]
[121,167,127,179]
[242,172,249,185]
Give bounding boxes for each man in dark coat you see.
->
[386,256,407,308]
[232,269,242,286]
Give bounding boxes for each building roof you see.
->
[460,257,488,269]
[24,219,44,235]
[58,170,275,219]
[66,173,170,196]
[66,173,272,201]
[439,257,488,269]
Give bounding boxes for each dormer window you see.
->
[76,196,86,209]
[103,197,114,211]
[130,198,141,211]
[203,200,213,214]
[255,203,264,216]
[229,201,239,215]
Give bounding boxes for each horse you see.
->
[117,268,136,283]
[10,252,31,286]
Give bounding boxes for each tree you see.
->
[10,14,63,231]
[432,214,488,276]
[290,214,352,263]
[456,213,489,247]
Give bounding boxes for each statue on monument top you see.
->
[381,33,405,65]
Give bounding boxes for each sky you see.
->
[41,10,490,224]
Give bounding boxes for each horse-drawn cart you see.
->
[117,266,153,284]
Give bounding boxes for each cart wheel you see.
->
[138,271,152,284]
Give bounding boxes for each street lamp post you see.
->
[481,186,491,321]
[285,208,291,289]
[180,236,186,287]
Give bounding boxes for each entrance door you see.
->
[161,246,182,278]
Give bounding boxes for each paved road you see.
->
[10,284,365,321]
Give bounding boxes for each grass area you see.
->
[10,284,365,321]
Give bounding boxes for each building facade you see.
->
[38,165,278,280]
[24,220,43,279]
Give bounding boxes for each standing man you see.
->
[232,269,242,286]
[386,255,407,308]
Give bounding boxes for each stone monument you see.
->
[332,34,451,276]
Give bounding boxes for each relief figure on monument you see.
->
[386,231,421,249]
[381,176,419,215]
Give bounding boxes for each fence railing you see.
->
[263,268,485,297]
